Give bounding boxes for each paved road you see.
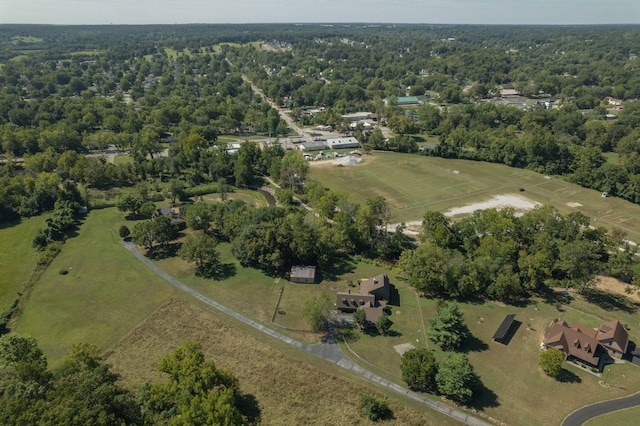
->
[120,240,488,426]
[562,391,640,426]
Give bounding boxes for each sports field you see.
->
[309,153,640,242]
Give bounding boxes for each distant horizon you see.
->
[1,1,639,26]
[2,22,640,27]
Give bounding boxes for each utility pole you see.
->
[603,367,611,385]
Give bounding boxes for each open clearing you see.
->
[0,216,42,313]
[309,153,640,242]
[105,298,456,426]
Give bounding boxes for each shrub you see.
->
[360,395,392,422]
[59,269,69,275]
[119,225,131,239]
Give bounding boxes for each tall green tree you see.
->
[427,302,469,351]
[179,231,221,277]
[436,354,479,404]
[400,348,439,392]
[302,293,333,333]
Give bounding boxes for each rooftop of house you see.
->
[290,265,316,280]
[359,274,389,296]
[543,319,630,366]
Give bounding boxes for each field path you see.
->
[120,240,488,426]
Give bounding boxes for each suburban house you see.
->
[289,265,316,284]
[336,274,390,324]
[154,207,186,230]
[542,320,629,370]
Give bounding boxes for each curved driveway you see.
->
[120,241,487,426]
[562,391,640,426]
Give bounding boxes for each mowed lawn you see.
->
[15,208,182,364]
[309,153,640,241]
[343,284,640,426]
[0,216,43,313]
[154,241,390,340]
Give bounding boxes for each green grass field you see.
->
[0,216,43,312]
[343,287,640,425]
[309,153,640,241]
[14,208,182,364]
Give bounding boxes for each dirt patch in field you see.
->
[387,193,540,233]
[104,299,443,425]
[594,276,640,303]
[394,343,415,356]
[444,193,540,217]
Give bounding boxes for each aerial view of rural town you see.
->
[1,1,640,425]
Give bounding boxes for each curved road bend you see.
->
[120,241,488,426]
[562,391,640,426]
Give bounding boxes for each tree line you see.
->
[0,335,256,425]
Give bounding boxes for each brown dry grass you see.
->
[104,298,459,426]
[594,276,640,303]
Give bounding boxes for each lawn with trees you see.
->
[2,23,640,426]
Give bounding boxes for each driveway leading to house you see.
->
[562,391,640,426]
[120,240,488,426]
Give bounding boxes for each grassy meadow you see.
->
[0,216,44,312]
[309,153,640,241]
[14,208,182,364]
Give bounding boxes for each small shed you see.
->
[290,266,316,284]
[493,314,517,344]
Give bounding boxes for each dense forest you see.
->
[1,23,640,299]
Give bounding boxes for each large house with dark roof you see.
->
[336,274,390,324]
[542,320,629,371]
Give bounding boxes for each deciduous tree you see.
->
[539,348,565,378]
[180,231,221,277]
[427,302,469,351]
[436,353,479,404]
[400,348,438,392]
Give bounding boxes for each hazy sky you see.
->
[1,0,639,25]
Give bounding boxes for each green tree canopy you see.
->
[141,340,249,425]
[0,336,140,426]
[427,302,469,352]
[302,293,334,333]
[179,231,221,277]
[435,353,479,404]
[539,348,565,378]
[400,348,439,392]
